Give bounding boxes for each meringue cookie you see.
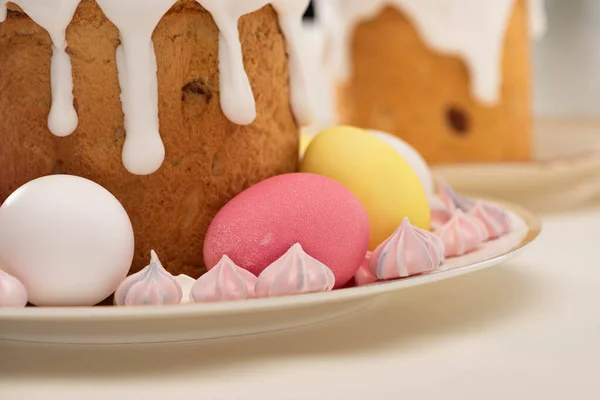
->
[434,210,488,258]
[190,255,257,303]
[469,200,511,239]
[353,252,377,286]
[415,227,446,266]
[437,178,475,212]
[430,195,454,230]
[176,274,196,303]
[255,243,335,298]
[114,250,182,306]
[0,269,28,307]
[430,179,476,229]
[369,218,444,280]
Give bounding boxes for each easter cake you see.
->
[317,0,546,164]
[0,2,524,308]
[0,0,312,277]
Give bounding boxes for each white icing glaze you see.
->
[529,0,547,41]
[11,0,81,136]
[96,0,175,175]
[272,0,313,125]
[196,0,264,125]
[317,0,516,104]
[196,0,312,126]
[1,0,312,175]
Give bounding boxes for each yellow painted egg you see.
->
[299,131,312,158]
[300,125,430,250]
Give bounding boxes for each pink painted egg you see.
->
[203,173,370,288]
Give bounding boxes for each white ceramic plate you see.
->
[0,202,540,345]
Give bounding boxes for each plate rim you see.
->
[0,200,541,322]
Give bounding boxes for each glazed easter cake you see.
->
[0,1,525,308]
[0,0,311,277]
[317,0,546,164]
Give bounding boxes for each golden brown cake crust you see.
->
[0,1,299,277]
[336,0,532,164]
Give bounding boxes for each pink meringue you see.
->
[434,210,488,257]
[114,251,182,306]
[430,179,475,229]
[353,252,378,286]
[430,195,454,230]
[469,200,511,239]
[369,218,445,280]
[438,178,475,212]
[0,269,28,307]
[255,243,335,298]
[190,255,257,303]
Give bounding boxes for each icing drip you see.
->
[196,1,264,125]
[529,0,547,41]
[1,0,312,175]
[318,0,516,104]
[272,0,313,125]
[11,0,81,136]
[96,0,176,175]
[197,0,312,125]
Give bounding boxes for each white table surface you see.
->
[1,207,599,399]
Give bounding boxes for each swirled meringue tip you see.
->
[469,200,511,240]
[434,210,488,258]
[436,177,475,213]
[255,243,335,298]
[114,250,183,306]
[0,269,28,308]
[429,195,454,231]
[369,218,444,280]
[354,251,378,286]
[190,255,257,303]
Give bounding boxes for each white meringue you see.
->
[255,243,335,298]
[369,218,444,280]
[114,250,182,306]
[190,255,257,303]
[0,269,28,307]
[176,274,197,303]
[469,200,511,239]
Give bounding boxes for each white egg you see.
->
[370,129,434,196]
[0,175,134,306]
